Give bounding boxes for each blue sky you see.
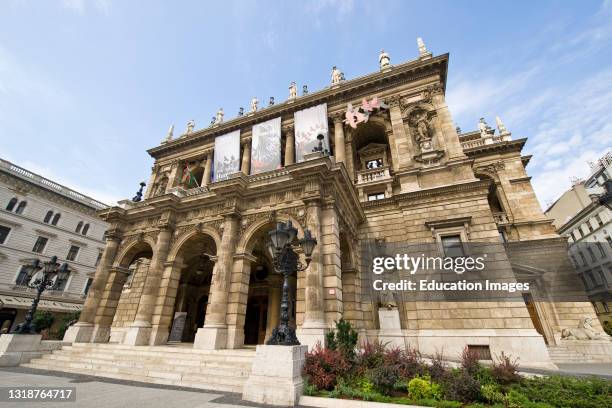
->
[1,0,611,207]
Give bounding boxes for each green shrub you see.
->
[356,377,375,394]
[55,312,80,339]
[510,375,612,408]
[480,383,505,404]
[303,378,317,396]
[407,375,442,401]
[302,343,350,391]
[355,340,386,374]
[326,318,358,360]
[32,311,54,333]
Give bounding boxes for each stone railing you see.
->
[461,134,512,150]
[0,158,108,210]
[492,212,510,224]
[248,169,290,183]
[356,166,392,185]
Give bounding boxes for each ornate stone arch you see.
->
[167,226,221,262]
[114,238,155,268]
[236,213,305,254]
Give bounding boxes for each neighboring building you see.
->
[545,151,612,331]
[60,42,607,371]
[0,158,108,336]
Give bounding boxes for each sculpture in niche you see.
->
[408,108,434,153]
[154,176,168,197]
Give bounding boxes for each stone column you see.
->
[333,116,346,164]
[284,128,295,166]
[265,274,282,339]
[92,266,131,342]
[202,152,212,186]
[194,214,239,349]
[166,160,181,191]
[150,259,185,345]
[296,199,327,348]
[123,223,173,346]
[241,139,251,175]
[226,252,256,348]
[431,91,466,160]
[144,165,158,199]
[63,233,120,343]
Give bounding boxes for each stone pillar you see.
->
[92,266,131,342]
[241,139,251,175]
[431,91,467,160]
[202,153,212,186]
[388,100,413,171]
[144,165,158,199]
[265,274,282,339]
[226,252,256,349]
[333,116,346,164]
[123,224,173,346]
[284,129,295,166]
[150,259,185,345]
[63,234,120,343]
[194,214,239,349]
[296,199,327,348]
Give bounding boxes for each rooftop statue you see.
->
[215,108,224,124]
[496,115,509,135]
[288,82,297,99]
[379,49,391,70]
[331,66,344,85]
[164,124,174,143]
[250,96,258,113]
[417,37,429,56]
[478,117,494,137]
[186,119,195,134]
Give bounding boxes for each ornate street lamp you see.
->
[12,256,71,334]
[266,221,317,346]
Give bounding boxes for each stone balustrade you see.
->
[356,166,391,185]
[492,212,509,224]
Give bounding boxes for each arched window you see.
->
[75,221,83,233]
[44,211,54,223]
[51,213,61,226]
[6,198,18,212]
[82,223,90,236]
[15,201,27,214]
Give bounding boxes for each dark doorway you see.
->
[196,295,208,329]
[244,295,268,345]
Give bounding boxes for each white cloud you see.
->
[60,0,111,15]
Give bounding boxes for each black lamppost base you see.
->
[266,324,300,346]
[11,323,35,335]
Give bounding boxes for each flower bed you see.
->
[302,320,612,408]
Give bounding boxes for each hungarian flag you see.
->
[181,162,199,187]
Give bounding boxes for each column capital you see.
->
[233,252,257,263]
[303,197,322,208]
[330,111,345,124]
[282,125,294,135]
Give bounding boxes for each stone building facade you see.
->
[545,152,612,331]
[64,48,606,368]
[0,158,109,335]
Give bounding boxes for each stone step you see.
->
[21,362,243,393]
[45,349,253,366]
[37,354,251,375]
[51,349,253,364]
[69,343,255,357]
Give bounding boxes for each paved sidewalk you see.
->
[0,367,268,408]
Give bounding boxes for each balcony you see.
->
[356,166,392,185]
[492,212,510,225]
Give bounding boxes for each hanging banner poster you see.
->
[214,130,240,182]
[294,103,329,162]
[251,117,281,175]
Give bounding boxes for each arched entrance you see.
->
[108,241,154,343]
[168,233,217,343]
[241,221,297,346]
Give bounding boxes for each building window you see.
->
[587,247,597,262]
[54,274,68,291]
[51,213,61,226]
[588,271,599,286]
[596,242,606,258]
[579,252,588,266]
[75,221,83,233]
[0,225,10,245]
[94,251,103,267]
[32,236,48,254]
[574,229,582,239]
[595,214,604,227]
[586,222,595,233]
[6,198,18,211]
[580,275,590,289]
[498,229,507,244]
[44,210,53,223]
[441,235,465,258]
[604,302,610,313]
[15,201,27,214]
[367,192,385,201]
[84,278,93,295]
[15,265,33,286]
[607,236,612,248]
[82,223,89,236]
[66,245,80,261]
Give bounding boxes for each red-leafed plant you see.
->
[303,342,351,390]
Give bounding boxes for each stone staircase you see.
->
[22,343,255,393]
[547,344,610,363]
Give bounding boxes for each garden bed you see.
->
[302,319,612,408]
